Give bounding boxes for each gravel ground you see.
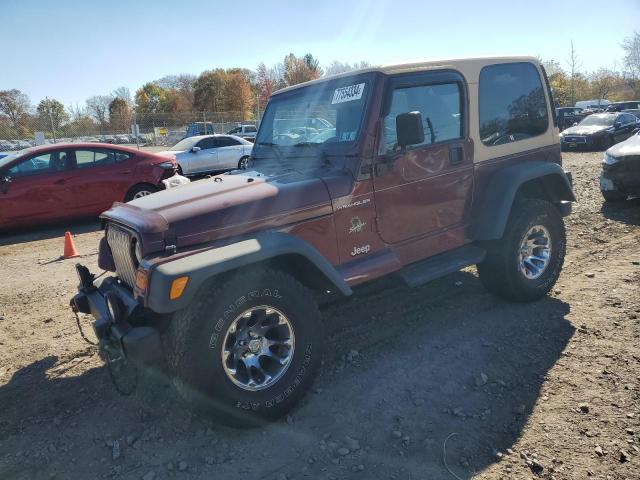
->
[0,151,638,480]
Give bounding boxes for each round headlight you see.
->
[132,238,143,264]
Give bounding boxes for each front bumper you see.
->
[600,164,640,196]
[70,265,163,367]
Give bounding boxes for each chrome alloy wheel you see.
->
[518,225,552,280]
[133,190,152,199]
[221,306,295,391]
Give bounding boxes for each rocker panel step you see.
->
[397,244,486,288]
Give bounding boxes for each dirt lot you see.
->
[0,151,639,480]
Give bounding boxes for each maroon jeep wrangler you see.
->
[71,56,574,425]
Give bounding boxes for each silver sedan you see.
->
[161,135,253,175]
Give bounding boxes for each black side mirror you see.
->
[396,111,425,148]
[613,122,622,128]
[0,175,11,194]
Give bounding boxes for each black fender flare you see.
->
[146,232,352,313]
[473,161,575,241]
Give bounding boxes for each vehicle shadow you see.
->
[0,218,101,246]
[0,270,573,480]
[600,197,640,226]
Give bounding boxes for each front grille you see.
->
[106,225,137,288]
[562,136,587,143]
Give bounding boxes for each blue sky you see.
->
[1,0,638,107]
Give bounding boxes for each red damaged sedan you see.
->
[0,143,177,230]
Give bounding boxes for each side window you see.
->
[229,127,240,134]
[380,82,462,154]
[8,151,68,177]
[479,62,549,146]
[216,136,241,147]
[115,151,133,162]
[246,126,257,133]
[74,149,117,168]
[197,138,217,150]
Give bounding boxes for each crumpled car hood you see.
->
[607,133,640,158]
[100,170,334,251]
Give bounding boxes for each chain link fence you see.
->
[0,111,262,152]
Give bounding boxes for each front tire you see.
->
[125,184,157,201]
[477,199,566,302]
[164,268,324,427]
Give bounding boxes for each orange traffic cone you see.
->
[63,231,80,259]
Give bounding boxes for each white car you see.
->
[161,134,253,175]
[226,124,257,141]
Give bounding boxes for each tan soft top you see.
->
[273,56,540,95]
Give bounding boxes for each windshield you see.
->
[255,77,370,150]
[0,150,30,171]
[169,137,200,151]
[579,114,615,127]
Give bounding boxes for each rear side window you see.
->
[196,138,217,150]
[479,62,549,146]
[216,136,241,147]
[245,126,257,133]
[74,149,127,168]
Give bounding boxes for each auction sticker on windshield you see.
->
[332,83,365,104]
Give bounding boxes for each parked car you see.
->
[605,101,640,112]
[559,112,640,150]
[0,143,177,230]
[0,140,16,151]
[600,130,640,202]
[555,107,586,131]
[72,56,575,426]
[622,108,640,119]
[226,124,258,141]
[160,134,253,175]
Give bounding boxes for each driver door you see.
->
[372,71,474,246]
[190,137,218,173]
[1,149,74,228]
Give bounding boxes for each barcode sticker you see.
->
[332,83,365,104]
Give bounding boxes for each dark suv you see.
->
[71,56,574,426]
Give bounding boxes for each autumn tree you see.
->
[589,69,620,101]
[193,69,226,111]
[224,71,254,118]
[0,89,31,129]
[154,74,196,111]
[112,87,133,106]
[109,97,131,131]
[135,83,166,114]
[36,98,69,130]
[283,53,321,86]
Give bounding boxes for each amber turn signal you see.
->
[135,269,148,292]
[170,276,189,300]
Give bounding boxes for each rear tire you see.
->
[163,268,324,427]
[477,199,566,302]
[125,184,157,202]
[601,190,626,202]
[238,156,250,170]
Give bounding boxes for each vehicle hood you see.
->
[607,133,640,158]
[562,125,610,136]
[100,170,338,252]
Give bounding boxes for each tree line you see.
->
[0,53,370,138]
[1,33,639,139]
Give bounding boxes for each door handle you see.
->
[119,170,132,174]
[53,179,66,185]
[449,146,464,165]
